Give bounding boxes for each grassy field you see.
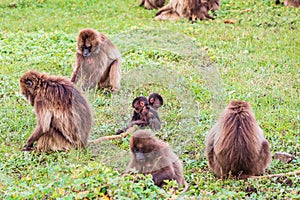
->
[0,0,299,199]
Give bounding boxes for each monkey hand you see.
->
[22,143,34,151]
[21,144,34,151]
[116,129,124,135]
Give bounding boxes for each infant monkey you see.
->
[116,94,163,134]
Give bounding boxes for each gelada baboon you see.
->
[276,0,300,7]
[139,0,165,9]
[20,71,92,152]
[148,93,163,110]
[131,96,149,122]
[116,96,161,134]
[138,103,161,130]
[125,130,189,192]
[70,28,122,91]
[155,0,220,21]
[205,100,271,178]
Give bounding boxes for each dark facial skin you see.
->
[82,45,92,57]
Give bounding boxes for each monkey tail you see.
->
[88,126,137,145]
[155,4,173,16]
[249,170,300,179]
[182,180,189,193]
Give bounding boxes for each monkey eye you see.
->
[25,80,33,87]
[133,147,142,153]
[84,45,91,49]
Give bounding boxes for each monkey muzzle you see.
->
[83,47,91,57]
[135,152,146,162]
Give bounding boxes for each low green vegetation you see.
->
[0,0,299,199]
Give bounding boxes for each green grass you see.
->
[0,0,299,199]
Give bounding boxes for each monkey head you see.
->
[129,130,178,173]
[20,71,42,106]
[130,130,159,163]
[148,93,163,109]
[77,28,100,57]
[132,96,148,113]
[226,100,252,116]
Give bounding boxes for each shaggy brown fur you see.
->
[70,28,121,91]
[125,130,189,192]
[139,0,165,9]
[155,0,221,21]
[20,71,92,152]
[205,100,271,178]
[276,0,300,7]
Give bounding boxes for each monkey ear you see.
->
[25,80,33,87]
[140,101,145,107]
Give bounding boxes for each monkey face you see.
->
[20,71,39,106]
[130,135,157,163]
[132,96,148,113]
[133,101,142,113]
[149,97,154,104]
[82,43,92,57]
[133,147,158,164]
[77,29,100,57]
[134,151,146,162]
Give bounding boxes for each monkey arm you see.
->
[116,129,125,135]
[149,107,160,121]
[152,166,174,186]
[22,125,44,151]
[205,128,217,169]
[107,59,121,92]
[139,0,145,6]
[131,111,140,121]
[70,53,83,82]
[148,113,161,130]
[125,160,141,174]
[35,102,52,133]
[116,116,142,134]
[22,101,53,150]
[70,68,78,82]
[129,120,148,126]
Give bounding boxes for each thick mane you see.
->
[214,101,261,174]
[78,28,98,42]
[36,73,76,109]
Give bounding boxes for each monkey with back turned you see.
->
[155,0,221,21]
[205,100,271,178]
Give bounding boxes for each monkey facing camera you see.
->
[71,28,122,91]
[125,130,189,192]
